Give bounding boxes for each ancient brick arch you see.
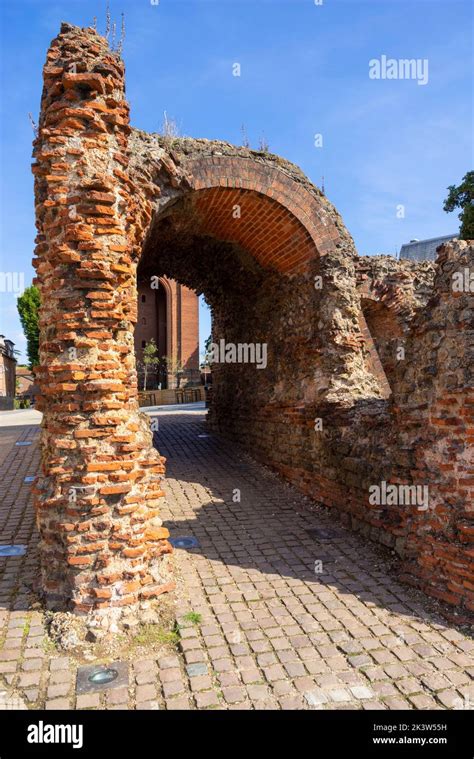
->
[132,145,387,454]
[31,24,473,627]
[164,184,317,275]
[178,156,343,273]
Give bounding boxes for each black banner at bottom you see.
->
[0,709,471,757]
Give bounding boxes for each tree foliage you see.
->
[17,285,40,370]
[142,338,159,391]
[163,354,184,388]
[443,171,474,240]
[204,334,212,363]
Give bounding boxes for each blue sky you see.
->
[0,0,472,361]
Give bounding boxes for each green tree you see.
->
[443,171,474,240]
[200,334,213,384]
[163,354,185,388]
[17,285,40,370]
[142,338,159,391]
[204,334,212,363]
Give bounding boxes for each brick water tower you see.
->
[134,276,199,389]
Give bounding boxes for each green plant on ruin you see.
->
[258,134,269,153]
[161,111,180,149]
[105,1,111,40]
[241,123,250,148]
[117,13,125,57]
[28,112,38,138]
[102,3,125,56]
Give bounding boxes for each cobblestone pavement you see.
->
[0,410,472,710]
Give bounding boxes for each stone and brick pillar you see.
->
[32,23,172,629]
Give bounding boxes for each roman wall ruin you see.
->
[32,24,473,627]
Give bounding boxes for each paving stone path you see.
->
[0,409,472,710]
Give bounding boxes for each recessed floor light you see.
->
[23,476,35,483]
[76,661,128,694]
[306,528,342,541]
[170,536,199,549]
[0,545,27,557]
[89,668,118,686]
[15,441,32,447]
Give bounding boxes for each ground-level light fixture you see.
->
[170,536,199,549]
[88,668,118,686]
[0,545,27,557]
[306,527,343,541]
[76,661,129,695]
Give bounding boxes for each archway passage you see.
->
[135,157,388,471]
[31,23,374,625]
[31,24,473,627]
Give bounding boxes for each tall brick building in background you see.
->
[134,276,200,389]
